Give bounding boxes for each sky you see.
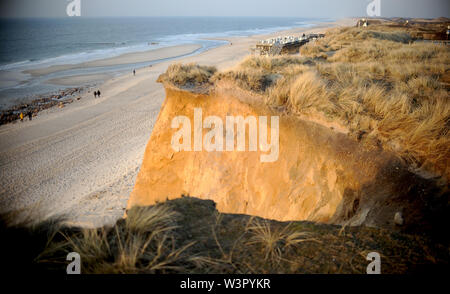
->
[0,0,449,18]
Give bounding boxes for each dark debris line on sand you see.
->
[0,86,93,125]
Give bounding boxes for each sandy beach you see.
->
[0,18,355,227]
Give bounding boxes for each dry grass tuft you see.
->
[125,205,177,234]
[245,218,318,264]
[288,71,334,114]
[212,55,315,93]
[159,63,217,88]
[239,55,315,72]
[213,68,274,93]
[38,205,194,274]
[300,42,329,59]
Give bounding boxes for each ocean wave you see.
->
[294,21,316,28]
[158,25,295,42]
[0,60,32,70]
[0,43,160,71]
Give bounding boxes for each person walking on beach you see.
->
[97,90,101,98]
[94,91,97,98]
[27,111,32,121]
[133,69,136,76]
[19,112,24,122]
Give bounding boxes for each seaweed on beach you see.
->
[0,87,85,125]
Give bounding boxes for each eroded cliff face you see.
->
[127,83,446,231]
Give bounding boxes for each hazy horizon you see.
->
[0,0,449,19]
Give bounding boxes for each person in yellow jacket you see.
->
[19,112,24,122]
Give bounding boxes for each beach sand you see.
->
[0,18,356,227]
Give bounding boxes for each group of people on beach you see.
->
[19,111,33,122]
[93,90,101,98]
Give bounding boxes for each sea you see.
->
[0,17,332,108]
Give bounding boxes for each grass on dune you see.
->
[158,63,217,88]
[1,197,446,274]
[183,26,449,180]
[39,205,195,274]
[0,201,320,274]
[244,218,320,265]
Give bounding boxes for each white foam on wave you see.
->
[0,60,32,71]
[0,43,162,72]
[159,25,296,43]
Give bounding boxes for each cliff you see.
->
[127,82,447,233]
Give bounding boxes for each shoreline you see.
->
[0,43,205,110]
[0,19,352,111]
[23,43,204,77]
[0,18,356,227]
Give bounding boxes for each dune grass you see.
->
[37,205,195,274]
[245,218,320,265]
[1,197,446,274]
[158,63,217,88]
[207,26,449,180]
